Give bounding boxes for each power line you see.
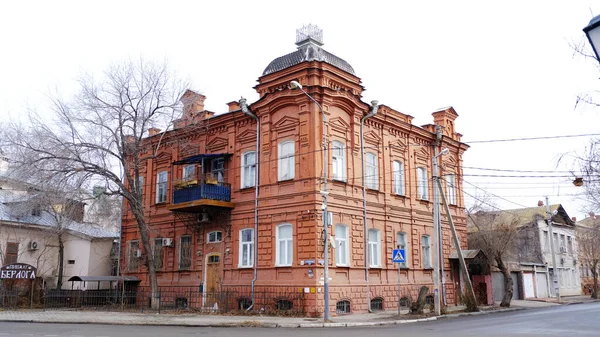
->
[464,133,600,144]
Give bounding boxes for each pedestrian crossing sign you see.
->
[392,249,406,263]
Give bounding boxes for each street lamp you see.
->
[583,14,600,64]
[290,80,330,320]
[432,146,449,316]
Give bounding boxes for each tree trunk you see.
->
[56,235,64,290]
[132,210,159,309]
[592,265,598,299]
[496,256,513,307]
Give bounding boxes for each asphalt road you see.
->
[0,302,598,337]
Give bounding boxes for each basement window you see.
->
[336,300,351,314]
[67,260,75,265]
[370,297,384,311]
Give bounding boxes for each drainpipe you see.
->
[360,100,379,312]
[239,98,260,311]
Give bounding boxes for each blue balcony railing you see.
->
[172,183,231,204]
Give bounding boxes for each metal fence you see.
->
[0,290,18,308]
[43,286,305,315]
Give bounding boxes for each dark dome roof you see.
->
[263,39,355,76]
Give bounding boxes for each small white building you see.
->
[0,176,119,290]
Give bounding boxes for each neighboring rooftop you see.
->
[262,24,355,76]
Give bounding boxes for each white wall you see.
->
[538,220,581,296]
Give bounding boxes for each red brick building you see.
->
[121,25,469,315]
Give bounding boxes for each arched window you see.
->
[336,300,351,314]
[276,224,293,266]
[370,297,384,311]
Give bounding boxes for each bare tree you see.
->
[468,208,520,307]
[1,59,187,308]
[577,219,600,299]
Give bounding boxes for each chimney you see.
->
[148,127,161,136]
[572,217,577,222]
[181,90,206,119]
[537,200,544,207]
[589,211,595,218]
[227,101,241,112]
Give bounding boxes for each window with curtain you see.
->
[368,229,381,267]
[393,160,405,195]
[276,224,293,266]
[278,141,295,181]
[417,167,428,200]
[239,228,254,268]
[365,152,378,190]
[241,151,256,188]
[445,174,456,205]
[332,141,346,181]
[335,224,349,266]
[422,235,431,268]
[156,171,168,203]
[397,232,408,268]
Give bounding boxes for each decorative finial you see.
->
[296,24,323,46]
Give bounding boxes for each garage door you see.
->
[523,273,535,298]
[536,273,548,298]
[492,272,520,301]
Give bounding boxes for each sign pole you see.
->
[397,261,401,315]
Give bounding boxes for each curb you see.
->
[0,304,572,329]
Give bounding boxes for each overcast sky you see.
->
[1,1,599,219]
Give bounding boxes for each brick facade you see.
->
[121,28,469,315]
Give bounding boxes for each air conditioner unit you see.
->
[199,213,210,223]
[28,241,39,251]
[134,250,142,258]
[162,238,173,247]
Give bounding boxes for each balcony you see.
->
[167,153,234,212]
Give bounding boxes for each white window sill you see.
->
[275,264,292,267]
[238,265,253,269]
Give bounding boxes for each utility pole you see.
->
[432,126,443,316]
[546,196,561,302]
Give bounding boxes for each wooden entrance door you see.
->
[205,254,221,308]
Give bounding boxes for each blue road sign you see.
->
[392,249,406,263]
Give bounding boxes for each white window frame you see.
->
[241,151,256,189]
[183,164,195,180]
[365,152,378,190]
[368,229,381,267]
[392,160,405,195]
[207,231,222,243]
[335,224,349,266]
[422,235,432,268]
[278,141,295,181]
[397,231,408,268]
[332,141,346,182]
[445,173,456,205]
[156,171,168,203]
[276,224,293,266]
[417,167,428,200]
[137,176,144,197]
[239,228,254,268]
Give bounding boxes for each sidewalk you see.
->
[0,298,585,328]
